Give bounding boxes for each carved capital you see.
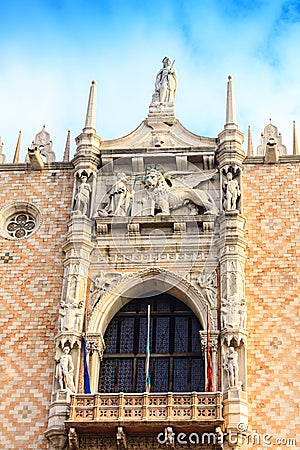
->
[200,330,219,353]
[86,333,106,359]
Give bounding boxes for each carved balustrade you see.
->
[67,392,223,432]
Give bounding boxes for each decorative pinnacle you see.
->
[13,130,22,164]
[293,120,299,155]
[225,74,237,129]
[247,125,253,156]
[83,80,97,133]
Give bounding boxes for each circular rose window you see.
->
[0,202,42,240]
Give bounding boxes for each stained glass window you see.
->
[98,294,205,393]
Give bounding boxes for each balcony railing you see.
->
[67,391,223,430]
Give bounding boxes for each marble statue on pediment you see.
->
[152,57,177,104]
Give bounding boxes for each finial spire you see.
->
[83,80,97,133]
[293,120,299,155]
[225,75,237,129]
[247,125,253,156]
[63,130,70,162]
[13,131,22,163]
[0,137,6,164]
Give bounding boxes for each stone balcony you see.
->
[66,391,223,435]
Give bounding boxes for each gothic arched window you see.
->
[99,293,205,393]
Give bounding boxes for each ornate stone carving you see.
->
[56,346,76,393]
[197,269,218,307]
[58,300,83,332]
[86,333,106,359]
[200,330,219,353]
[142,168,218,216]
[68,427,79,450]
[27,125,56,163]
[98,173,133,217]
[89,271,122,311]
[73,170,93,216]
[257,120,287,156]
[116,427,127,449]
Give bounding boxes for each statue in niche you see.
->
[143,168,218,216]
[239,298,247,329]
[73,171,92,216]
[224,346,239,388]
[152,57,177,103]
[223,171,240,211]
[98,173,133,217]
[197,270,217,307]
[57,346,76,392]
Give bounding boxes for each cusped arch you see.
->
[88,267,210,336]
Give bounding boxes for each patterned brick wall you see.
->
[1,160,299,449]
[0,167,73,449]
[243,161,300,448]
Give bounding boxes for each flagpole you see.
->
[206,306,213,392]
[145,304,151,393]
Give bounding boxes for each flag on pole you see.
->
[145,304,151,393]
[83,336,91,394]
[206,309,213,392]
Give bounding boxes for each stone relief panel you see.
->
[97,166,219,218]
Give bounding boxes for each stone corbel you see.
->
[116,426,127,449]
[68,427,79,450]
[45,430,67,450]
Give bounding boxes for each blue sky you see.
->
[1,0,300,162]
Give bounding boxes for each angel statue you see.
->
[143,168,218,216]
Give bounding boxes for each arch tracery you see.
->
[88,267,211,336]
